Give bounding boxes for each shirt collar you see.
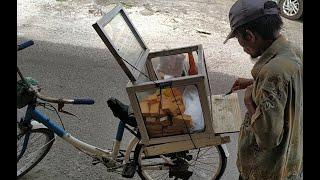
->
[251,36,288,79]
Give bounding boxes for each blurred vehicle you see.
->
[274,0,303,20]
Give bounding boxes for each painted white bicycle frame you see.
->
[27,106,140,169]
[23,101,230,173]
[61,133,139,165]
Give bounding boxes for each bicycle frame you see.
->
[23,103,140,168]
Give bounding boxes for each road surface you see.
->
[17,0,303,179]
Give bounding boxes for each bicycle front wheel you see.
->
[135,144,227,180]
[17,127,55,178]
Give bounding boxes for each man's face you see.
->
[235,31,261,58]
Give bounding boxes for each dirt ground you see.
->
[17,0,303,79]
[17,0,303,179]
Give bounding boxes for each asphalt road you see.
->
[17,0,302,179]
[17,37,242,180]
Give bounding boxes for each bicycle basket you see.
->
[17,77,38,109]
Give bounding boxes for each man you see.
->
[224,0,303,179]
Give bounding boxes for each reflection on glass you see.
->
[104,13,144,75]
[136,85,205,138]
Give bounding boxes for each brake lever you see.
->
[57,100,64,112]
[58,101,81,120]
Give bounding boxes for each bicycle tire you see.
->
[134,144,227,180]
[17,128,55,178]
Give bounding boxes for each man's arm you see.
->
[250,72,288,150]
[231,78,254,92]
[244,85,256,118]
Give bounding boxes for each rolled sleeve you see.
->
[250,73,288,149]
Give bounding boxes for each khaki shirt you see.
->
[237,36,303,180]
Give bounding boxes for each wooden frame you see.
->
[126,75,216,146]
[145,44,212,97]
[92,4,149,83]
[144,135,230,156]
[145,45,204,81]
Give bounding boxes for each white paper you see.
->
[210,93,242,133]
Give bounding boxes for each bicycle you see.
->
[17,40,228,180]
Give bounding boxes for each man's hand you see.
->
[244,85,256,118]
[231,78,254,92]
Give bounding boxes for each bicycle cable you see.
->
[121,57,157,85]
[38,102,66,130]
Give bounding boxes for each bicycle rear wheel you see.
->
[134,144,227,180]
[17,127,55,178]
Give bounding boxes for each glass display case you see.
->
[93,4,233,156]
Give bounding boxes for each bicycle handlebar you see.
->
[32,86,94,105]
[73,99,95,105]
[17,40,34,51]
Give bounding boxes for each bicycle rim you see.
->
[135,144,227,180]
[17,128,55,178]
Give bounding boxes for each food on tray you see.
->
[173,114,192,128]
[140,87,193,137]
[140,87,186,117]
[140,101,150,116]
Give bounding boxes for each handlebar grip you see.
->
[73,98,95,105]
[17,40,34,51]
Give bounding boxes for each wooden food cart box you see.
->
[93,5,240,156]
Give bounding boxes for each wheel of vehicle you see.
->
[134,144,227,180]
[279,0,303,20]
[17,127,55,178]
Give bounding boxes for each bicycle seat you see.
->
[107,98,137,128]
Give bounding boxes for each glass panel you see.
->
[150,51,200,80]
[136,85,205,138]
[104,13,144,75]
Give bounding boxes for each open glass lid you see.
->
[93,4,149,82]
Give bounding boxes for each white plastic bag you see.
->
[183,86,205,132]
